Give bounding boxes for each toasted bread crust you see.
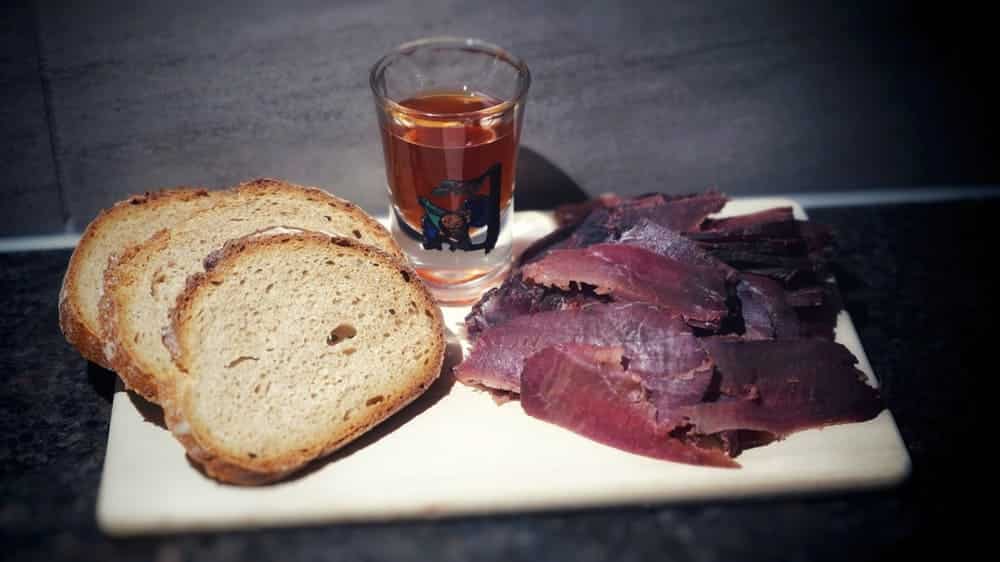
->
[58,291,107,367]
[59,188,214,369]
[232,178,402,259]
[98,230,173,402]
[163,388,433,485]
[97,179,404,406]
[164,232,445,485]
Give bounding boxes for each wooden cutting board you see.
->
[96,198,911,535]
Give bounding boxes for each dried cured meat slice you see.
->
[521,244,730,330]
[520,344,737,467]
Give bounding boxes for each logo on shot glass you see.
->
[404,163,502,253]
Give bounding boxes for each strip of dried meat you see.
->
[695,216,832,249]
[471,219,737,338]
[537,191,729,264]
[676,337,882,437]
[700,206,795,232]
[685,219,832,287]
[554,193,624,227]
[735,273,801,340]
[795,281,843,340]
[520,344,737,467]
[619,219,736,277]
[465,274,605,339]
[470,192,733,337]
[785,286,827,308]
[611,191,728,233]
[519,207,618,266]
[456,303,713,395]
[521,244,730,330]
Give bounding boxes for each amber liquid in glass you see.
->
[380,90,518,287]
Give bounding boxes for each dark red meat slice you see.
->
[517,225,578,266]
[520,344,737,467]
[795,281,843,340]
[456,303,713,394]
[700,207,795,231]
[676,337,883,436]
[797,221,834,253]
[688,212,831,248]
[535,192,729,264]
[685,219,832,287]
[471,217,737,337]
[480,214,733,337]
[554,193,623,227]
[785,286,827,308]
[692,217,831,248]
[519,207,617,265]
[521,244,729,330]
[465,274,605,339]
[618,219,736,277]
[611,191,728,233]
[559,206,621,250]
[735,273,800,340]
[472,207,619,338]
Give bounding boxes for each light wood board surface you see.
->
[96,198,911,535]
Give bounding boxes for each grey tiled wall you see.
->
[2,2,64,235]
[3,0,997,236]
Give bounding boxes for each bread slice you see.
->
[163,231,444,484]
[59,188,219,367]
[100,178,402,403]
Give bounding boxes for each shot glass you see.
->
[370,37,530,304]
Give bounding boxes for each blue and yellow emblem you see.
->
[406,163,502,253]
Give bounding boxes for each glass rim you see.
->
[369,36,531,119]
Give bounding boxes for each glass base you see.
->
[390,201,514,305]
[415,260,511,305]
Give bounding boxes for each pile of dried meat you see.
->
[455,192,883,468]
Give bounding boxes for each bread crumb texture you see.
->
[171,234,443,477]
[103,180,400,402]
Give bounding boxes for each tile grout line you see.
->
[2,187,998,253]
[30,0,72,234]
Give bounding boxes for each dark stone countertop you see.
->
[1,200,991,562]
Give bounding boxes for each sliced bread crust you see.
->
[59,188,219,367]
[100,178,402,404]
[164,232,444,484]
[231,178,400,258]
